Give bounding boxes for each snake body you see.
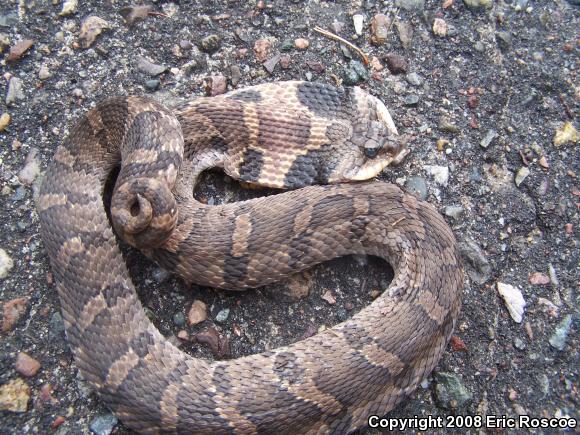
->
[37,81,463,434]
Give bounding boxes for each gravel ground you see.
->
[0,0,578,433]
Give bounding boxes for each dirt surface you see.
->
[0,0,578,433]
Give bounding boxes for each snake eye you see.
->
[364,147,378,159]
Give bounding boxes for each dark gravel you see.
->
[0,0,578,433]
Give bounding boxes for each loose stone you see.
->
[215,308,230,323]
[405,177,427,200]
[6,77,24,105]
[385,53,408,74]
[188,300,207,325]
[294,38,309,49]
[434,372,472,409]
[14,352,41,377]
[548,315,573,351]
[90,413,118,435]
[0,250,14,280]
[353,14,364,36]
[0,379,30,413]
[136,56,168,76]
[371,14,389,45]
[199,34,221,53]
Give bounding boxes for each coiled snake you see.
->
[37,81,463,434]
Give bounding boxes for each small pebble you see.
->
[432,18,447,37]
[404,95,420,106]
[59,0,78,16]
[14,352,41,377]
[0,248,14,279]
[553,122,578,147]
[215,308,230,323]
[136,56,167,76]
[206,75,228,96]
[467,95,479,109]
[385,53,408,74]
[497,282,526,323]
[405,177,427,200]
[229,65,242,85]
[51,416,66,430]
[17,148,40,185]
[280,40,293,51]
[0,113,10,131]
[253,39,272,62]
[321,290,336,305]
[406,72,422,86]
[199,34,221,53]
[444,205,463,219]
[177,330,189,341]
[2,297,28,333]
[336,309,348,322]
[480,129,497,148]
[38,65,51,80]
[279,55,291,69]
[173,312,185,326]
[371,14,389,45]
[548,315,573,351]
[434,372,472,409]
[538,374,550,396]
[529,272,550,285]
[514,167,530,187]
[463,0,493,10]
[89,413,118,435]
[395,21,413,49]
[396,0,425,11]
[496,31,512,52]
[342,60,368,85]
[353,14,364,36]
[262,54,280,74]
[79,16,109,48]
[144,79,160,91]
[369,56,383,72]
[6,77,24,106]
[294,38,309,49]
[424,165,449,187]
[179,39,193,50]
[187,300,207,325]
[0,379,30,413]
[49,312,65,341]
[280,273,312,300]
[548,264,559,286]
[195,327,229,358]
[6,39,34,62]
[513,337,526,350]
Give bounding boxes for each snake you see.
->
[37,81,463,434]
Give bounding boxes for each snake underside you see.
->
[37,81,463,434]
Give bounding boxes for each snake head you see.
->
[327,98,410,183]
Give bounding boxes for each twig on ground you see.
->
[313,26,369,65]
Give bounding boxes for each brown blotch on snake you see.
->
[37,81,463,434]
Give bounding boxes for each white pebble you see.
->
[424,165,449,187]
[353,14,364,36]
[497,282,526,323]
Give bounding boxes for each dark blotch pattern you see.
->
[238,148,265,183]
[296,82,354,119]
[227,89,262,103]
